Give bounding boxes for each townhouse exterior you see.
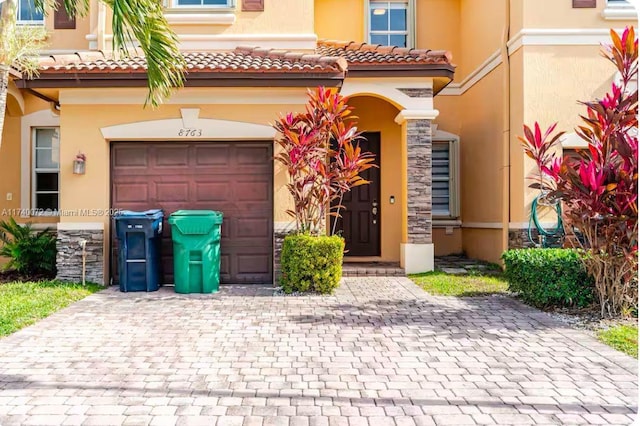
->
[1,0,636,285]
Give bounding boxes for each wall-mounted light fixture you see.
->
[73,152,86,175]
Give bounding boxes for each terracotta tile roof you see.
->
[37,47,348,74]
[316,40,453,68]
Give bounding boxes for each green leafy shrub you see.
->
[0,217,57,277]
[501,248,593,308]
[280,233,344,294]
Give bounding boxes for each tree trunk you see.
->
[0,0,18,145]
[0,65,8,145]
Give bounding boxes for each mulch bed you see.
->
[0,270,56,284]
[542,304,637,332]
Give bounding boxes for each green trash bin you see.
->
[168,210,223,294]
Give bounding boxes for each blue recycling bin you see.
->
[114,209,164,292]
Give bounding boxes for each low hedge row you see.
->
[501,248,594,308]
[280,233,344,294]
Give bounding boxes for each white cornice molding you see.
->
[103,33,318,51]
[439,50,502,96]
[101,108,276,141]
[394,109,440,124]
[165,12,235,25]
[601,2,638,20]
[58,222,104,231]
[440,27,628,96]
[60,87,309,105]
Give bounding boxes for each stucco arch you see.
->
[7,82,25,116]
[340,78,434,111]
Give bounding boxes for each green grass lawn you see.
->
[410,271,509,297]
[597,325,638,358]
[0,281,101,337]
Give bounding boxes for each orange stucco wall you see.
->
[433,227,462,256]
[0,115,22,218]
[315,0,364,42]
[348,96,403,263]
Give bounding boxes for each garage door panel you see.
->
[113,183,150,204]
[237,145,271,165]
[234,181,271,202]
[113,147,148,167]
[111,141,273,284]
[194,182,231,202]
[236,254,270,274]
[156,147,189,167]
[156,182,190,202]
[236,218,271,238]
[194,145,231,166]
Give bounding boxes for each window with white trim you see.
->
[170,0,233,7]
[368,0,414,48]
[432,139,460,219]
[33,128,60,213]
[17,0,44,24]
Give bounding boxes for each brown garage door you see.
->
[111,142,273,284]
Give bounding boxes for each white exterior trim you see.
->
[59,87,310,105]
[341,78,434,110]
[439,50,502,96]
[561,132,589,149]
[274,221,297,233]
[103,33,318,51]
[401,243,434,274]
[57,222,104,231]
[20,110,60,217]
[440,27,629,96]
[433,219,462,227]
[101,108,276,141]
[602,1,638,20]
[462,222,503,229]
[165,13,236,25]
[394,109,439,124]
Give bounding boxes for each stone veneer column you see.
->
[395,109,438,274]
[56,223,105,285]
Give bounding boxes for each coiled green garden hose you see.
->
[528,195,564,247]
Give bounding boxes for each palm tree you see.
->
[0,0,185,141]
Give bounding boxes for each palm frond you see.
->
[102,0,186,106]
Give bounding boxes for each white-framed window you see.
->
[432,138,460,219]
[602,0,635,19]
[367,0,415,48]
[32,128,60,214]
[17,0,44,24]
[169,0,234,7]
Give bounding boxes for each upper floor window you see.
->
[171,0,233,7]
[368,0,413,48]
[18,0,44,24]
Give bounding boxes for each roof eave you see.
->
[14,71,346,89]
[345,65,455,95]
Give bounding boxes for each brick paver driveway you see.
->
[0,278,637,426]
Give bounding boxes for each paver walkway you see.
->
[0,278,636,426]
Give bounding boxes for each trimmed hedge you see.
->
[280,233,344,294]
[501,248,594,308]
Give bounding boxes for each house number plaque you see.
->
[178,128,203,137]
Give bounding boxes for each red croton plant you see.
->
[273,87,376,235]
[519,27,638,317]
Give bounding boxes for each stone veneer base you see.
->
[56,229,105,285]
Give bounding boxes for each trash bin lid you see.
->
[170,210,222,217]
[115,209,164,220]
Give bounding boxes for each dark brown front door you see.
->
[111,142,273,284]
[334,132,381,256]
